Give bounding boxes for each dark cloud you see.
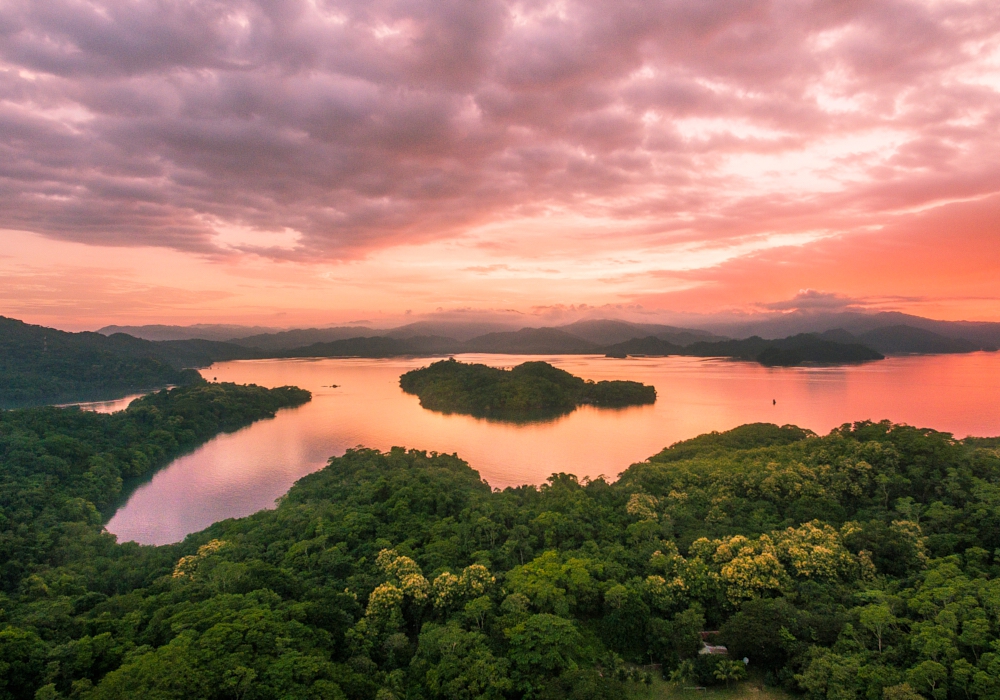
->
[1,0,999,259]
[762,290,865,312]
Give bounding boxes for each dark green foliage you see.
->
[720,598,802,670]
[648,423,815,462]
[689,334,884,365]
[282,335,458,358]
[0,382,310,595]
[0,317,271,408]
[399,359,655,419]
[855,326,981,355]
[3,409,1000,700]
[0,317,203,408]
[604,333,885,366]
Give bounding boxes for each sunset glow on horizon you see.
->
[2,0,999,329]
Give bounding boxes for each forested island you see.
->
[2,389,1000,699]
[399,358,657,419]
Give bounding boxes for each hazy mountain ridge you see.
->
[603,333,884,366]
[557,318,725,345]
[228,327,381,350]
[462,327,599,354]
[278,335,460,358]
[384,320,523,341]
[97,323,284,342]
[96,312,1000,352]
[220,319,724,353]
[854,325,984,354]
[701,310,1000,346]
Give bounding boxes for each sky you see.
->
[1,0,999,331]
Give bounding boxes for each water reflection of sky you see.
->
[106,353,1000,545]
[60,393,147,413]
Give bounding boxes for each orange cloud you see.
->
[1,0,999,325]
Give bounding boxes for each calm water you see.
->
[106,353,1000,545]
[62,393,148,413]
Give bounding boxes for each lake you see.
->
[105,352,1000,545]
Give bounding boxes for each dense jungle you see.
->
[2,381,999,700]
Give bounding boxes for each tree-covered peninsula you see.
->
[0,381,310,593]
[2,410,1000,700]
[0,317,265,408]
[399,358,657,418]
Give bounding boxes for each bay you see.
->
[105,352,1000,545]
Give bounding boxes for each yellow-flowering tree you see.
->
[774,521,856,580]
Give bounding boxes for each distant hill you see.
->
[604,333,884,366]
[688,334,883,366]
[230,327,380,350]
[98,323,283,342]
[0,317,202,408]
[462,328,598,354]
[701,311,1000,347]
[557,319,725,346]
[101,312,1000,354]
[385,320,522,342]
[56,312,996,379]
[814,325,985,355]
[232,319,722,352]
[855,325,982,355]
[149,339,265,366]
[228,328,885,366]
[754,337,885,367]
[602,336,684,357]
[278,335,459,358]
[817,328,857,344]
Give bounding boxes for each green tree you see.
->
[859,604,898,653]
[505,614,583,696]
[713,660,746,688]
[411,623,510,700]
[906,661,948,700]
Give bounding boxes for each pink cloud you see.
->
[0,0,997,255]
[0,0,999,324]
[629,192,1000,320]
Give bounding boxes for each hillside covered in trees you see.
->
[399,359,657,419]
[1,403,999,699]
[0,382,311,593]
[0,317,262,408]
[0,317,199,408]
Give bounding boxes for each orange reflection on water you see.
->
[105,352,1000,545]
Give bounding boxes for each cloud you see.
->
[624,192,1000,320]
[462,264,516,273]
[0,0,998,266]
[762,290,865,312]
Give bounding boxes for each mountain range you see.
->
[5,312,997,407]
[95,316,1000,358]
[698,310,1000,347]
[99,312,1000,351]
[97,323,286,342]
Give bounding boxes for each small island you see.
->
[399,358,656,419]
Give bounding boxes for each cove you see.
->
[105,352,1000,545]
